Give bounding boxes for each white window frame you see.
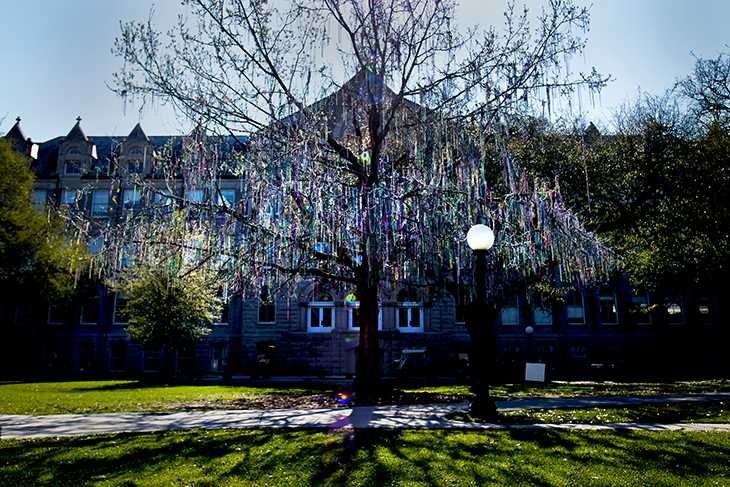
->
[566,290,586,325]
[396,302,424,333]
[308,302,335,332]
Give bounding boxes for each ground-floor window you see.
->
[109,343,127,372]
[143,349,162,372]
[210,344,228,372]
[77,343,94,371]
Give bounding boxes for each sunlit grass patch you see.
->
[1,429,729,486]
[449,401,730,425]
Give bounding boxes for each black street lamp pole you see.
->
[466,225,499,422]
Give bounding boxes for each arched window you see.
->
[599,287,618,325]
[66,148,82,174]
[566,290,585,325]
[307,291,334,332]
[396,288,423,333]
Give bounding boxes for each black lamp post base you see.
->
[469,399,499,423]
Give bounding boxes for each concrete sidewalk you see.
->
[1,393,729,440]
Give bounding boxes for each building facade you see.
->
[3,118,728,382]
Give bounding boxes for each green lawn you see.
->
[1,428,729,486]
[2,380,729,416]
[407,380,730,398]
[0,381,317,415]
[450,400,730,425]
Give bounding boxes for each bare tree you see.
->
[107,0,614,401]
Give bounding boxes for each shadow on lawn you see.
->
[2,429,729,486]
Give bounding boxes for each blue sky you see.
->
[1,0,728,142]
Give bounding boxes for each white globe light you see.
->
[525,326,534,335]
[466,224,495,251]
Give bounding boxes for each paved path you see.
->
[1,393,729,440]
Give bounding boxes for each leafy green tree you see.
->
[107,209,223,377]
[0,138,84,301]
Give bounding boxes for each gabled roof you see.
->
[65,118,88,142]
[4,118,30,145]
[127,123,150,142]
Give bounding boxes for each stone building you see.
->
[3,116,728,382]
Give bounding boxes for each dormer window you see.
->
[128,148,144,173]
[65,148,82,174]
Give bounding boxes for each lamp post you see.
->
[466,224,499,421]
[525,326,534,363]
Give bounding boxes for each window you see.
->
[43,346,60,371]
[631,290,651,325]
[188,189,204,203]
[61,189,78,208]
[308,291,334,332]
[113,293,129,324]
[210,344,228,372]
[217,189,236,208]
[77,343,94,372]
[699,295,717,324]
[349,304,383,331]
[143,349,162,372]
[599,287,619,325]
[259,286,276,323]
[15,296,32,324]
[454,285,470,324]
[123,188,141,211]
[109,343,127,372]
[65,160,81,174]
[664,294,684,324]
[91,190,109,218]
[80,291,100,325]
[500,296,519,326]
[128,148,144,173]
[566,290,585,325]
[48,300,66,325]
[215,288,229,325]
[176,344,195,373]
[534,304,553,325]
[31,189,46,208]
[397,289,424,333]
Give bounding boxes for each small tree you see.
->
[106,206,224,377]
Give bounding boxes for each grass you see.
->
[404,380,730,398]
[0,380,319,416]
[2,379,729,416]
[1,428,729,486]
[449,401,730,425]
